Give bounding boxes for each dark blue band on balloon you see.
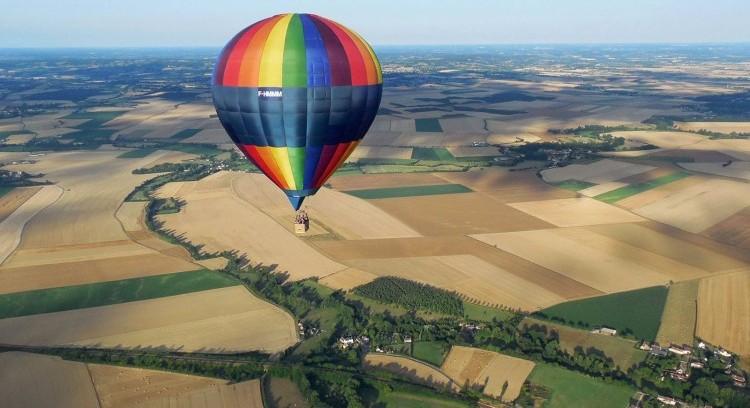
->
[212,84,382,148]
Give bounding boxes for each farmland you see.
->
[344,183,472,199]
[594,172,692,203]
[528,364,635,408]
[655,280,699,347]
[696,269,750,357]
[0,286,298,353]
[536,286,668,341]
[440,346,535,401]
[0,270,237,319]
[522,317,647,370]
[364,354,459,391]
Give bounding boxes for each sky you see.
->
[2,0,750,48]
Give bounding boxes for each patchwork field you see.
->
[696,269,750,357]
[471,227,712,295]
[522,318,647,370]
[656,280,699,347]
[701,206,750,251]
[507,197,645,227]
[346,255,569,310]
[0,286,297,353]
[632,178,750,233]
[440,346,535,402]
[89,364,263,408]
[364,354,460,392]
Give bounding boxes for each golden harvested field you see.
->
[521,318,647,370]
[88,364,263,408]
[440,346,535,401]
[157,173,347,279]
[196,257,230,270]
[610,131,707,149]
[508,197,645,227]
[228,173,423,240]
[0,286,298,353]
[319,268,378,291]
[371,192,555,236]
[115,201,147,232]
[328,172,450,191]
[313,236,491,260]
[348,145,414,160]
[540,159,655,184]
[656,280,699,346]
[364,354,459,392]
[676,121,750,133]
[487,133,540,144]
[0,186,41,223]
[0,185,62,265]
[697,269,750,357]
[0,352,100,408]
[472,227,712,294]
[680,161,750,181]
[632,179,750,233]
[3,151,161,247]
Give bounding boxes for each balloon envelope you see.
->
[212,13,383,210]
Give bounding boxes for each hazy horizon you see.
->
[3,0,750,48]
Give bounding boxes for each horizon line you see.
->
[1,41,750,50]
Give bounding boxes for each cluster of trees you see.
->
[353,277,464,316]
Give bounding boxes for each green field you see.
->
[412,147,455,162]
[117,148,159,158]
[522,318,647,370]
[463,302,515,322]
[0,187,13,198]
[163,144,224,157]
[538,286,668,341]
[378,392,471,408]
[551,180,596,192]
[528,364,635,408]
[170,128,202,141]
[0,270,238,319]
[595,172,692,203]
[345,184,472,199]
[411,341,449,366]
[414,118,443,133]
[63,110,127,129]
[359,164,466,174]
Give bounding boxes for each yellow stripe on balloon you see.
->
[270,147,297,190]
[258,14,292,87]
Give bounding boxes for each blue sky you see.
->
[2,0,749,47]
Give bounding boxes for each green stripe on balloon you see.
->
[283,14,307,87]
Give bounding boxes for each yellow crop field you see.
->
[697,269,750,357]
[441,346,535,402]
[364,354,460,391]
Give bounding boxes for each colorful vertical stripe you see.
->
[212,13,382,210]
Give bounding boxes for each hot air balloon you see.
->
[212,13,382,211]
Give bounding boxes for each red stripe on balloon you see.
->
[315,142,352,186]
[323,19,368,86]
[308,15,351,86]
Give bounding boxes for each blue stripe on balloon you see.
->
[300,14,331,87]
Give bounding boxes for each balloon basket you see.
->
[294,210,309,234]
